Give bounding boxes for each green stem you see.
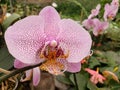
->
[0,62,42,83]
[73,73,78,90]
[68,0,88,17]
[9,0,13,13]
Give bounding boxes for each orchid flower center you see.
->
[39,40,69,75]
[108,14,114,20]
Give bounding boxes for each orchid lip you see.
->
[39,41,69,75]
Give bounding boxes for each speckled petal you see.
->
[67,62,81,73]
[57,19,92,63]
[39,6,60,40]
[33,67,40,86]
[5,16,46,64]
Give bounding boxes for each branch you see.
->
[0,62,42,83]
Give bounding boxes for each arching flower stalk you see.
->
[5,6,92,86]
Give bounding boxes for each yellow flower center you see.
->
[39,40,69,75]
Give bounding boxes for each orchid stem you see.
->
[0,62,42,83]
[73,73,78,90]
[68,0,88,17]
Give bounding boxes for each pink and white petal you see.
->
[102,22,109,30]
[57,19,92,63]
[39,6,60,40]
[96,4,101,10]
[104,4,110,21]
[67,62,81,73]
[111,0,119,7]
[98,76,104,84]
[91,4,101,17]
[93,28,99,36]
[14,59,28,69]
[5,16,46,64]
[26,69,32,78]
[82,19,94,29]
[21,69,32,82]
[90,75,98,84]
[33,67,40,86]
[85,68,97,75]
[93,18,100,25]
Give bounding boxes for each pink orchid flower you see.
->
[104,0,119,21]
[92,18,109,36]
[85,68,106,84]
[5,6,92,86]
[82,4,101,30]
[82,19,94,30]
[88,4,101,19]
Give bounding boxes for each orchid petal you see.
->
[104,4,110,21]
[85,68,96,75]
[21,70,32,82]
[92,18,109,36]
[26,69,32,78]
[14,59,28,69]
[82,19,94,29]
[33,67,40,86]
[57,19,92,63]
[88,4,101,19]
[67,62,81,73]
[90,75,98,84]
[5,16,45,64]
[39,6,60,40]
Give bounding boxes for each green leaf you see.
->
[106,27,120,42]
[0,46,14,69]
[2,13,21,31]
[87,80,98,90]
[70,72,89,90]
[88,56,101,68]
[109,80,120,90]
[97,87,111,90]
[103,51,118,66]
[56,75,72,85]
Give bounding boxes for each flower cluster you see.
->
[82,0,119,36]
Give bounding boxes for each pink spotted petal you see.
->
[5,16,45,64]
[57,19,92,63]
[39,6,60,40]
[67,62,81,73]
[14,59,28,69]
[33,67,40,86]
